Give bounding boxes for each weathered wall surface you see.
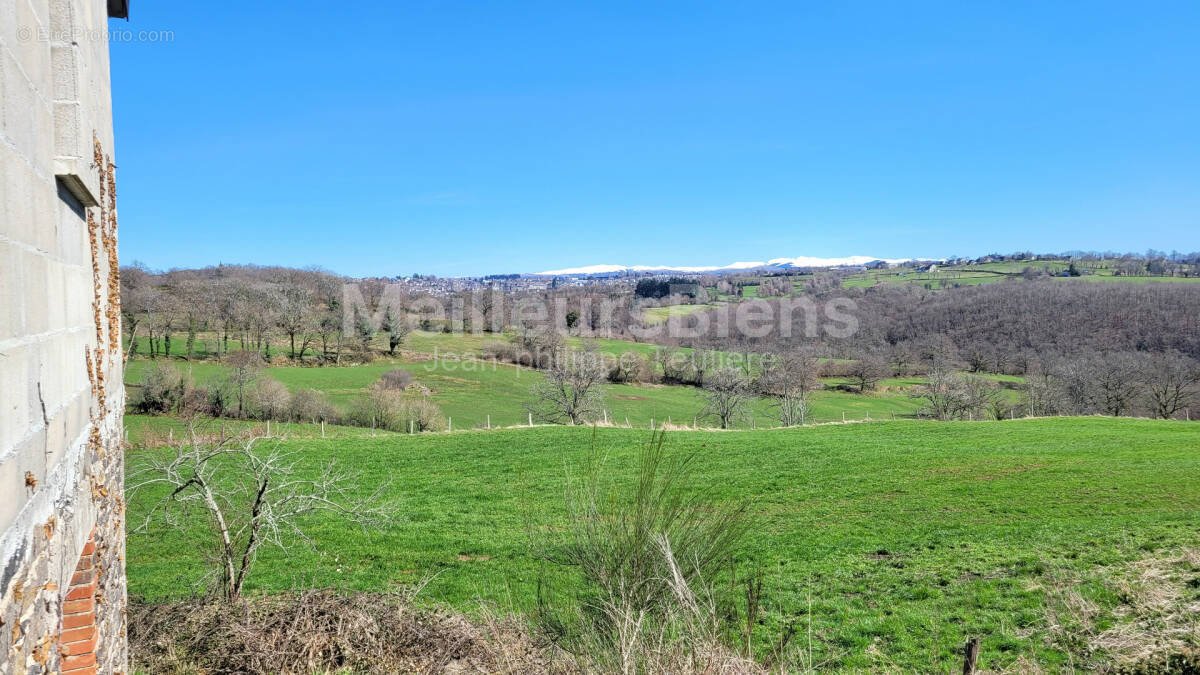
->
[1,0,126,672]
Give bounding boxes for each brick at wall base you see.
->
[60,532,99,674]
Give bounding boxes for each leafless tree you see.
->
[277,285,316,361]
[130,423,391,601]
[1144,352,1199,419]
[224,351,264,418]
[527,346,608,424]
[846,355,887,393]
[916,367,1002,420]
[1020,362,1063,417]
[698,366,751,429]
[757,350,819,426]
[1090,352,1145,416]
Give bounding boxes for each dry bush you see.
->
[347,388,409,431]
[251,376,292,420]
[128,590,564,674]
[605,352,658,385]
[817,359,848,378]
[347,389,446,432]
[377,368,415,391]
[132,361,187,414]
[287,388,337,423]
[404,397,447,432]
[482,340,523,365]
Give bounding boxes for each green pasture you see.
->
[125,417,1200,671]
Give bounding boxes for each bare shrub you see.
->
[180,384,213,417]
[377,368,415,391]
[130,424,391,600]
[250,376,291,420]
[658,348,703,386]
[512,324,566,369]
[347,389,445,432]
[286,388,336,423]
[132,362,187,414]
[482,340,524,365]
[404,397,447,432]
[347,388,406,430]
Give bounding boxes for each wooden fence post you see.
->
[962,637,980,674]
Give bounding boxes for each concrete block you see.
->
[1,49,41,167]
[51,42,78,101]
[14,0,51,99]
[20,248,50,335]
[0,344,31,455]
[26,0,51,40]
[0,241,22,341]
[1,148,38,247]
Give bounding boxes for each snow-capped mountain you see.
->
[533,255,913,276]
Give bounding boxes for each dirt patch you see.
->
[613,394,647,400]
[978,464,1046,480]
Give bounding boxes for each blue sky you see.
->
[111,1,1200,277]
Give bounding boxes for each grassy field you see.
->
[125,417,1200,671]
[641,303,720,324]
[124,330,927,429]
[840,262,1200,290]
[125,357,922,429]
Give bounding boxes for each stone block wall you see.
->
[1,0,126,672]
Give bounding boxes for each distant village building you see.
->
[1,0,129,671]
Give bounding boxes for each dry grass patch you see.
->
[1037,548,1200,671]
